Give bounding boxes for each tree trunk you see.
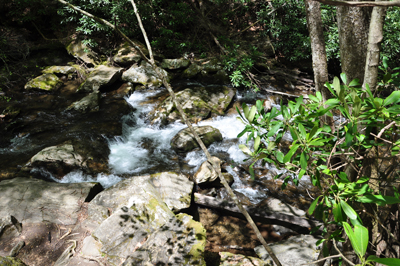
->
[304,0,334,132]
[337,4,371,83]
[363,2,387,91]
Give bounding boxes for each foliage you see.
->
[222,44,262,90]
[378,56,400,89]
[382,7,400,64]
[237,73,400,264]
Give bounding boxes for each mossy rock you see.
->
[0,256,27,266]
[24,73,63,91]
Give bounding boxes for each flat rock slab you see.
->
[24,73,63,91]
[0,177,100,225]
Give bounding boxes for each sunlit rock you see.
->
[66,38,99,65]
[219,252,272,266]
[79,65,123,92]
[121,61,169,88]
[255,234,322,266]
[41,65,76,75]
[194,156,234,187]
[24,73,63,91]
[171,126,222,153]
[85,173,205,266]
[151,86,235,125]
[66,91,100,113]
[113,40,148,66]
[160,58,190,69]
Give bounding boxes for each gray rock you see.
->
[66,92,100,113]
[42,65,76,75]
[171,126,223,153]
[160,58,190,69]
[121,61,169,88]
[113,41,148,65]
[193,156,221,185]
[219,252,272,266]
[152,86,235,125]
[27,144,86,178]
[89,172,193,212]
[79,65,123,92]
[24,73,63,91]
[255,234,322,266]
[182,63,202,78]
[0,177,100,225]
[86,173,205,266]
[66,39,99,65]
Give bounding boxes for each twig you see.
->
[378,121,396,138]
[370,132,395,145]
[333,240,355,266]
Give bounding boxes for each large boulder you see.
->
[24,73,63,91]
[121,61,169,88]
[89,172,193,212]
[79,65,123,93]
[84,173,206,266]
[113,41,148,65]
[0,177,100,225]
[24,142,109,179]
[255,234,322,266]
[171,126,222,153]
[66,38,99,65]
[66,91,100,113]
[151,86,235,125]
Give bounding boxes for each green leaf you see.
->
[249,164,255,180]
[354,224,368,257]
[267,121,283,137]
[340,200,358,220]
[382,196,400,205]
[242,103,249,118]
[300,151,307,170]
[256,100,263,113]
[239,144,253,156]
[275,150,284,163]
[289,127,298,141]
[283,144,299,163]
[357,194,386,205]
[308,195,322,215]
[383,56,389,70]
[367,255,400,266]
[254,136,261,151]
[308,125,319,140]
[343,222,359,255]
[365,83,373,98]
[325,98,340,106]
[356,176,369,184]
[348,79,360,87]
[340,73,347,85]
[333,76,341,96]
[309,94,319,103]
[298,123,307,140]
[383,91,400,106]
[333,203,343,222]
[247,106,257,123]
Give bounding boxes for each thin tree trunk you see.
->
[363,1,387,91]
[304,0,334,133]
[56,1,282,265]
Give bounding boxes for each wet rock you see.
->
[66,39,99,65]
[151,86,235,125]
[26,143,86,179]
[79,65,123,93]
[24,73,63,91]
[0,256,27,266]
[66,92,100,113]
[182,63,202,78]
[41,65,76,75]
[113,41,148,66]
[255,234,322,266]
[171,126,222,153]
[219,252,272,266]
[85,173,205,266]
[160,58,190,69]
[0,177,100,225]
[122,61,169,88]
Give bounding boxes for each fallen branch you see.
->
[194,193,320,230]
